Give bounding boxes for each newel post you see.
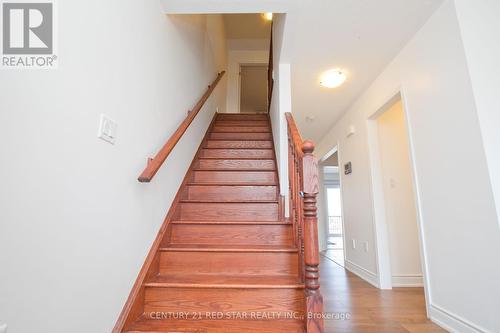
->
[301,140,324,333]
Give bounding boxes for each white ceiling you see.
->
[279,0,444,142]
[161,0,444,144]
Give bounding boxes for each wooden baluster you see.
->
[301,140,324,333]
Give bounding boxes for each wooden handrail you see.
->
[138,71,225,182]
[267,22,274,112]
[285,112,304,158]
[285,112,324,333]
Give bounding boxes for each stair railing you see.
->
[138,71,226,182]
[285,112,324,333]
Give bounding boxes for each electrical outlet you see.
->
[351,239,356,249]
[98,114,117,144]
[0,323,8,333]
[363,241,369,252]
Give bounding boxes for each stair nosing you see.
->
[159,246,298,253]
[179,199,279,203]
[194,169,276,172]
[207,138,272,141]
[144,281,304,289]
[198,157,275,161]
[203,147,273,150]
[187,182,278,186]
[171,220,290,225]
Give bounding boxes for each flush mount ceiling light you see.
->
[263,12,273,21]
[320,69,347,88]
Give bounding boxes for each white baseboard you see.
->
[429,303,490,333]
[344,259,379,288]
[392,274,423,287]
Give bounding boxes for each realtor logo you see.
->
[1,0,57,68]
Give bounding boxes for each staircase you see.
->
[118,113,308,332]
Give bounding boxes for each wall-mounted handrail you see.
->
[138,71,225,183]
[285,112,324,333]
[267,22,274,112]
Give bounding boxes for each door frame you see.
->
[238,63,268,113]
[319,144,347,266]
[366,88,431,314]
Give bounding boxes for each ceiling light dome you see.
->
[320,69,347,88]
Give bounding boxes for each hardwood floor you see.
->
[320,255,446,333]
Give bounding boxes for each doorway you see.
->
[239,64,268,113]
[321,150,345,267]
[368,93,427,293]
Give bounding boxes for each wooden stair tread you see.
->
[179,199,279,203]
[171,220,290,225]
[160,244,298,252]
[145,274,304,289]
[207,138,272,141]
[187,182,277,186]
[116,113,315,333]
[125,316,306,333]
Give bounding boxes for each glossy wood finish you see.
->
[118,113,308,332]
[286,112,325,332]
[185,185,277,201]
[210,132,273,140]
[138,71,225,182]
[169,223,293,246]
[320,255,445,333]
[126,317,306,333]
[196,158,275,170]
[112,113,220,333]
[206,139,273,149]
[200,148,274,158]
[192,170,277,184]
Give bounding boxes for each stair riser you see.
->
[170,224,293,246]
[210,132,272,140]
[192,171,277,184]
[178,203,279,221]
[200,149,273,159]
[185,185,277,201]
[215,120,269,127]
[217,114,268,121]
[212,126,270,133]
[196,159,275,170]
[160,251,299,276]
[144,288,305,315]
[206,140,273,149]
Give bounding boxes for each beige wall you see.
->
[376,99,422,287]
[226,50,268,113]
[240,65,268,113]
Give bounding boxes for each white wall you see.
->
[376,100,422,287]
[269,14,291,217]
[225,50,268,113]
[454,0,500,225]
[0,3,226,333]
[316,1,500,331]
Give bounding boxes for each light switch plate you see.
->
[363,241,369,252]
[98,114,117,144]
[352,239,356,249]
